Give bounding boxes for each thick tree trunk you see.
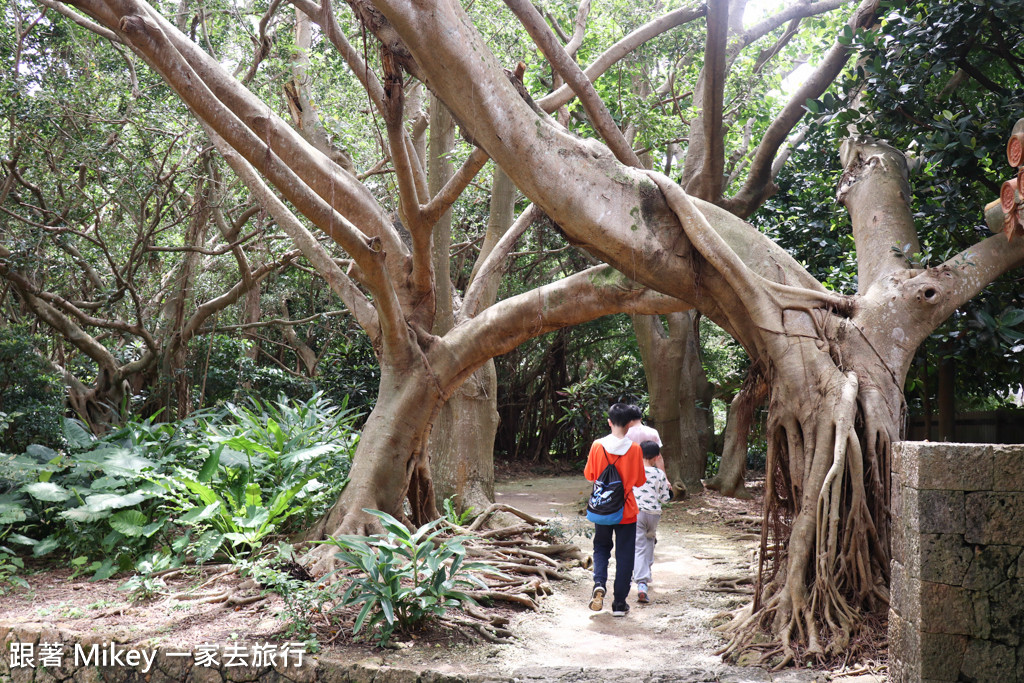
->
[162,175,210,418]
[304,363,442,570]
[678,314,714,492]
[428,163,520,512]
[423,97,501,514]
[937,346,955,441]
[429,361,499,513]
[706,366,767,499]
[633,311,711,494]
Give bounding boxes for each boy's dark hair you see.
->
[627,404,644,423]
[640,440,661,460]
[607,402,635,427]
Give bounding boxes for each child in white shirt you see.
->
[632,440,672,603]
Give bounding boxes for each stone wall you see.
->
[890,442,1024,683]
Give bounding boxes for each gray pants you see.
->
[633,509,661,585]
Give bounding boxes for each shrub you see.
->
[0,327,65,452]
[2,393,362,576]
[323,510,496,647]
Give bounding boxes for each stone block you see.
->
[993,444,1024,492]
[894,442,919,487]
[1018,642,1024,683]
[919,632,968,680]
[891,561,921,624]
[889,610,921,682]
[919,490,966,534]
[915,442,994,491]
[921,582,973,635]
[155,651,192,680]
[990,579,1024,647]
[275,659,316,683]
[10,664,34,683]
[1019,548,1024,580]
[966,493,1024,545]
[72,667,103,683]
[920,534,972,585]
[224,663,267,682]
[892,524,921,579]
[188,665,225,683]
[959,639,1016,683]
[903,486,921,530]
[973,594,991,640]
[963,545,1022,591]
[36,667,61,683]
[321,660,381,683]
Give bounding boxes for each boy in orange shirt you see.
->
[584,403,646,616]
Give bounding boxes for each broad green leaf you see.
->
[23,482,72,502]
[26,445,59,463]
[218,448,250,468]
[63,418,95,448]
[177,502,222,525]
[222,436,275,457]
[89,476,126,491]
[61,506,111,523]
[268,480,307,518]
[6,533,36,546]
[83,491,150,511]
[197,450,221,483]
[192,530,225,563]
[181,479,223,508]
[140,520,165,538]
[267,418,285,450]
[244,483,262,509]
[91,558,118,581]
[353,601,374,633]
[0,503,28,524]
[224,531,254,546]
[234,507,270,530]
[280,444,335,466]
[364,509,411,540]
[102,451,156,474]
[109,510,149,536]
[33,537,60,557]
[999,307,1024,327]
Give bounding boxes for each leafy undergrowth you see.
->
[0,501,587,656]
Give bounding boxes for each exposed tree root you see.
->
[299,503,582,644]
[158,566,267,609]
[707,575,754,594]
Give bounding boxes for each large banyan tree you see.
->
[17,0,1024,665]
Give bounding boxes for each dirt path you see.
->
[468,476,882,683]
[0,476,886,682]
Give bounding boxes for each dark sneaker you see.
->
[611,601,630,617]
[637,584,649,604]
[589,585,605,611]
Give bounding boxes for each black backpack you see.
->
[586,450,624,525]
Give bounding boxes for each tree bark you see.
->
[425,96,501,514]
[706,366,767,499]
[632,311,711,494]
